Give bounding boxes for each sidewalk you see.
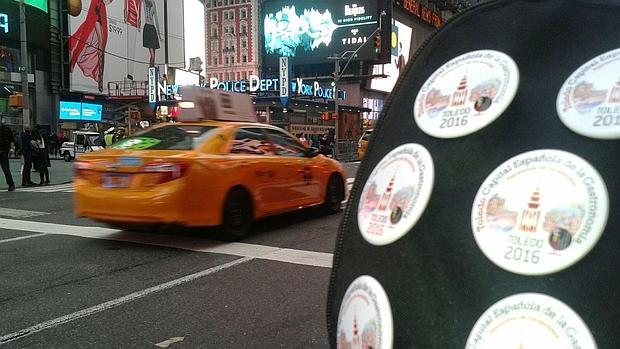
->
[1,158,74,190]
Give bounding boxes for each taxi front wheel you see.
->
[324,174,344,214]
[221,188,253,241]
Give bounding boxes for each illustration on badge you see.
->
[472,149,609,275]
[337,276,393,349]
[358,144,434,246]
[557,47,620,139]
[414,50,518,138]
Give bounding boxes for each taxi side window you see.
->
[230,128,274,155]
[264,129,307,157]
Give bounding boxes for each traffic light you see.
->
[373,34,382,52]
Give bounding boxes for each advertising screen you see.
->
[59,102,83,120]
[68,0,185,94]
[261,0,387,67]
[370,20,412,92]
[12,0,48,13]
[59,101,103,121]
[0,1,50,48]
[81,102,103,121]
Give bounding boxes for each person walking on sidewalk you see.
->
[0,118,15,191]
[20,127,35,187]
[30,130,50,185]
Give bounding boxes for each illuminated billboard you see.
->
[59,101,103,121]
[262,0,390,67]
[12,0,47,13]
[370,20,412,92]
[68,0,185,94]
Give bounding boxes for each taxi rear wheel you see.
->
[324,174,344,214]
[221,188,253,241]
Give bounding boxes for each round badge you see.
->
[466,293,597,349]
[472,149,608,275]
[358,143,435,246]
[337,276,393,349]
[414,50,519,138]
[557,48,620,139]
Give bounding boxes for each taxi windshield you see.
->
[112,125,218,150]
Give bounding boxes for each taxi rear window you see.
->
[112,125,218,150]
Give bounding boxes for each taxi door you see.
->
[228,127,288,214]
[263,128,323,207]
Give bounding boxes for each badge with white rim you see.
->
[557,48,620,139]
[414,49,519,138]
[466,293,597,349]
[358,143,434,246]
[471,149,608,275]
[337,275,393,349]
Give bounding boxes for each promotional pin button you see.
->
[414,50,519,138]
[466,293,597,349]
[358,143,434,246]
[471,149,609,275]
[337,276,393,349]
[557,48,620,139]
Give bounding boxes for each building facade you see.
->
[204,0,260,82]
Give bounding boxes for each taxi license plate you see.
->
[102,174,130,188]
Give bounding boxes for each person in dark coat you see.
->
[0,118,15,191]
[20,127,35,187]
[30,129,50,185]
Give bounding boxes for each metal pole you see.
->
[19,0,30,130]
[164,0,169,66]
[333,59,339,160]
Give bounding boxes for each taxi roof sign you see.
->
[176,87,257,123]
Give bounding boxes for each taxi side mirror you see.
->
[307,147,320,158]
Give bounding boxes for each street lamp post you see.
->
[328,10,385,160]
[19,0,30,130]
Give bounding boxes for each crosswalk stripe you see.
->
[15,183,74,193]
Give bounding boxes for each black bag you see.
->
[327,1,620,347]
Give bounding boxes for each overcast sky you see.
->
[184,0,205,75]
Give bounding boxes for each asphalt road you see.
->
[0,160,361,348]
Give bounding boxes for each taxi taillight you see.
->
[143,162,190,184]
[74,161,94,178]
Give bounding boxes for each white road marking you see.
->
[0,218,334,268]
[0,257,252,345]
[0,208,49,219]
[155,337,185,348]
[15,183,75,193]
[0,233,47,244]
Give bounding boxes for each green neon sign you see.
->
[13,0,48,14]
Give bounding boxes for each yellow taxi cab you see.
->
[357,128,373,161]
[73,89,346,240]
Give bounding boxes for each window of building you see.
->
[240,9,247,19]
[213,57,218,65]
[231,56,235,64]
[224,11,229,20]
[241,39,247,48]
[211,27,218,37]
[240,24,247,35]
[220,73,224,80]
[237,72,241,80]
[211,12,217,22]
[242,71,247,80]
[242,55,247,63]
[230,10,235,20]
[225,57,229,65]
[211,0,217,7]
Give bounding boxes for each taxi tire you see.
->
[323,174,344,214]
[221,188,253,241]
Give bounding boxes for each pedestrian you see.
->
[20,127,35,187]
[50,132,59,157]
[0,118,15,191]
[104,127,115,147]
[30,129,50,185]
[298,133,308,147]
